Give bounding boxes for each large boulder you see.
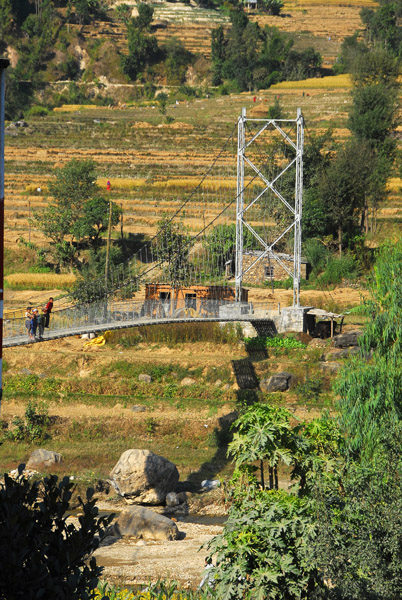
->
[109,449,179,505]
[26,449,63,468]
[110,505,179,541]
[260,372,293,393]
[333,330,362,348]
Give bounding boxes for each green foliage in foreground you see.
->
[96,579,211,598]
[207,487,323,600]
[244,335,306,350]
[0,470,114,600]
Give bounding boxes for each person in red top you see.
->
[106,180,111,191]
[44,297,53,328]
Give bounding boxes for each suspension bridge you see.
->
[3,108,306,348]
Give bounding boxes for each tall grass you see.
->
[108,322,243,347]
[5,272,76,291]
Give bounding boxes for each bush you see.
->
[318,255,358,285]
[245,335,306,351]
[0,469,114,599]
[26,104,49,117]
[6,399,50,442]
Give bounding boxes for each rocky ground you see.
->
[93,518,223,589]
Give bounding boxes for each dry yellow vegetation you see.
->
[272,74,352,90]
[5,273,76,290]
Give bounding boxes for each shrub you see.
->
[318,255,358,285]
[245,335,306,351]
[0,469,114,599]
[26,104,49,117]
[6,400,50,442]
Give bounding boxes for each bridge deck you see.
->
[3,315,272,348]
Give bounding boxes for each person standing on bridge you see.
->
[25,306,33,339]
[36,309,44,340]
[30,309,38,340]
[44,297,53,328]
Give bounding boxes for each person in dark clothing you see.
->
[37,310,44,340]
[44,297,53,328]
[30,309,38,340]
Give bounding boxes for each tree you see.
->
[260,0,284,16]
[315,138,379,255]
[360,2,402,55]
[122,13,159,81]
[133,2,154,30]
[152,216,193,286]
[348,83,398,146]
[163,37,193,85]
[211,25,226,85]
[309,241,402,598]
[311,449,402,600]
[0,469,113,599]
[73,0,105,25]
[32,159,121,268]
[203,223,258,276]
[5,68,34,119]
[0,0,11,45]
[229,404,295,490]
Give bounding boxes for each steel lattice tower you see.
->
[235,107,304,306]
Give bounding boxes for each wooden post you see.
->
[105,199,112,290]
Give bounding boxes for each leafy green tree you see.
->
[229,404,295,490]
[163,37,193,85]
[32,159,120,268]
[309,241,402,599]
[360,1,402,55]
[350,46,400,88]
[156,91,168,116]
[73,0,105,25]
[152,216,193,286]
[311,448,402,600]
[0,0,11,44]
[349,83,398,146]
[122,12,159,81]
[0,469,113,599]
[222,10,260,91]
[259,0,284,15]
[315,138,380,255]
[133,2,154,30]
[5,68,34,119]
[211,25,226,85]
[203,223,258,276]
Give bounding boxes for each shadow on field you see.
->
[182,352,265,491]
[181,410,238,492]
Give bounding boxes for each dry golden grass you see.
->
[5,273,76,290]
[272,74,352,90]
[152,178,239,190]
[386,177,402,192]
[53,105,108,112]
[97,177,148,189]
[25,184,49,193]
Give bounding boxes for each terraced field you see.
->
[7,0,401,254]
